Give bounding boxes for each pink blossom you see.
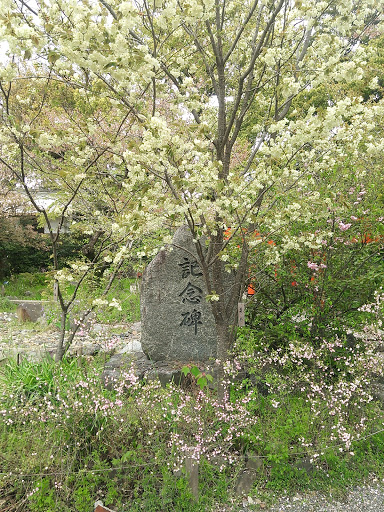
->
[338,222,352,232]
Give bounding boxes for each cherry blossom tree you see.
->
[0,72,162,360]
[0,0,383,387]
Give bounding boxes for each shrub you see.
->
[0,357,243,511]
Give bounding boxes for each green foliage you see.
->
[96,277,141,324]
[61,274,141,325]
[234,320,384,485]
[28,478,58,512]
[1,345,384,511]
[181,365,213,390]
[0,356,241,511]
[0,216,50,278]
[0,297,17,312]
[246,226,384,341]
[0,356,87,404]
[3,272,51,300]
[0,272,141,326]
[56,232,96,267]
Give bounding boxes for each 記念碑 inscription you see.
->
[180,309,203,335]
[178,257,203,278]
[140,226,218,362]
[179,282,203,304]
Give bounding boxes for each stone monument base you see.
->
[101,352,214,389]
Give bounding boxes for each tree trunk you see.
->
[55,310,68,361]
[215,319,232,402]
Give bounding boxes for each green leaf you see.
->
[206,374,213,382]
[181,366,190,376]
[121,451,134,463]
[197,377,207,389]
[48,51,60,65]
[190,366,200,378]
[104,62,118,69]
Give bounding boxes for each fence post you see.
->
[53,281,59,301]
[238,302,245,326]
[185,449,199,500]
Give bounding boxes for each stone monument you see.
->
[141,226,218,362]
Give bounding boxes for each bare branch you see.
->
[20,0,38,16]
[223,0,260,63]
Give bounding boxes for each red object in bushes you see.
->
[247,283,255,295]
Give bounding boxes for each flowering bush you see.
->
[235,323,384,463]
[246,197,384,340]
[0,356,254,510]
[359,288,384,330]
[1,341,384,509]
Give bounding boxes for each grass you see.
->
[95,276,141,324]
[0,272,141,326]
[55,275,141,326]
[0,356,236,511]
[0,297,17,312]
[2,273,50,300]
[1,354,384,511]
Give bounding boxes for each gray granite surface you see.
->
[140,226,218,362]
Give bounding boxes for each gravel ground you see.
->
[264,484,384,511]
[232,483,384,512]
[0,312,142,361]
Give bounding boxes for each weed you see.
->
[0,297,17,312]
[0,273,141,330]
[3,272,51,300]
